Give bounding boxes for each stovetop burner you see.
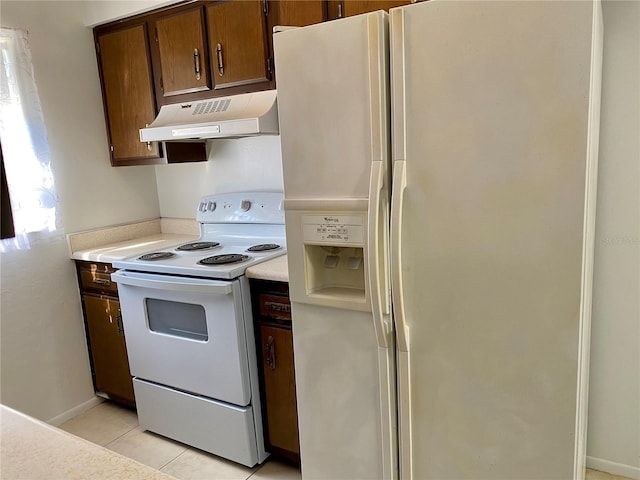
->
[198,254,251,266]
[176,241,221,252]
[246,243,281,252]
[138,252,176,261]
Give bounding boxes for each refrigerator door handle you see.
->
[368,160,390,349]
[391,160,410,353]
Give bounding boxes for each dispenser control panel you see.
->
[302,214,364,245]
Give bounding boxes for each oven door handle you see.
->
[111,271,233,295]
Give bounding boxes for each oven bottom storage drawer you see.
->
[133,378,260,467]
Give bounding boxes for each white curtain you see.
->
[0,27,59,251]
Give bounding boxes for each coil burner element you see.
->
[247,243,281,252]
[198,254,251,266]
[138,252,176,261]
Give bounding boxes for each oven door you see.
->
[112,270,251,406]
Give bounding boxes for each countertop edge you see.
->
[246,255,289,283]
[0,404,176,480]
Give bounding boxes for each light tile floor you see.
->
[587,470,635,480]
[60,401,632,480]
[59,401,300,480]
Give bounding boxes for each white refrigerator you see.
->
[274,1,602,479]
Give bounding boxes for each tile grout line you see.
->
[103,423,140,449]
[157,446,192,473]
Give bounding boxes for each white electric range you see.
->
[112,192,285,468]
[114,191,286,279]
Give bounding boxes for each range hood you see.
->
[140,90,278,142]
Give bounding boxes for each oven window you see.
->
[145,298,208,341]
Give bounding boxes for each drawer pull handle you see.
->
[193,48,201,81]
[92,278,111,286]
[116,312,124,334]
[216,43,224,76]
[265,301,290,314]
[266,336,276,370]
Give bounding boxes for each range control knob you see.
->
[198,202,207,212]
[240,200,252,212]
[207,201,217,211]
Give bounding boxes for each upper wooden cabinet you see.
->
[206,1,270,92]
[266,0,325,83]
[153,6,211,102]
[327,0,411,20]
[95,23,163,166]
[267,0,326,28]
[93,0,326,166]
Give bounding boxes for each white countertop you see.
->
[67,218,200,263]
[246,254,289,283]
[0,405,175,480]
[67,220,289,283]
[71,233,199,263]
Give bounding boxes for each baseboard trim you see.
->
[46,397,103,426]
[587,456,640,480]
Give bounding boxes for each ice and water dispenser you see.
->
[299,213,368,307]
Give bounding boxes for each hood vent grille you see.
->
[193,98,232,116]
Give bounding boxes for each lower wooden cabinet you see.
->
[250,279,300,464]
[259,324,299,459]
[83,294,135,405]
[76,261,135,406]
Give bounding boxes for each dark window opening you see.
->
[1,142,15,240]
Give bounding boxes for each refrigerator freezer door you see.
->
[275,11,397,480]
[390,1,602,479]
[274,12,390,201]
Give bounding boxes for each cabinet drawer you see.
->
[134,378,259,467]
[77,262,118,295]
[259,293,291,322]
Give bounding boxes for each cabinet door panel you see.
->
[98,24,160,163]
[155,7,211,99]
[84,295,135,404]
[273,0,325,27]
[260,325,299,455]
[207,0,270,90]
[328,0,411,19]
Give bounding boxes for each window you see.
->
[0,27,58,250]
[1,142,15,239]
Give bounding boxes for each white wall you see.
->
[83,0,180,26]
[0,1,161,422]
[155,136,284,218]
[587,1,640,477]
